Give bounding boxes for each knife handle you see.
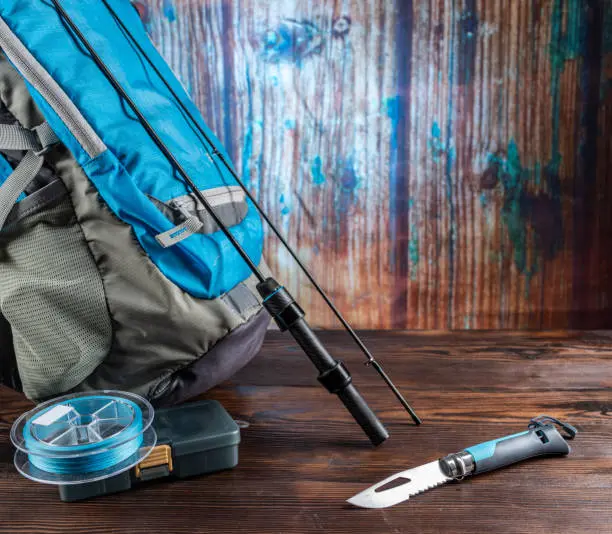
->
[466,425,570,474]
[440,417,577,478]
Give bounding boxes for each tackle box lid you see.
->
[155,399,240,456]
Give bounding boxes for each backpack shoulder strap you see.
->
[0,121,58,228]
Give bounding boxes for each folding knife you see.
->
[347,416,577,509]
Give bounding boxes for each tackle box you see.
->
[58,399,241,502]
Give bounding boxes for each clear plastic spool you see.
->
[11,390,156,485]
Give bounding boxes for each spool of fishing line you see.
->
[11,391,156,485]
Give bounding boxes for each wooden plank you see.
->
[230,329,612,393]
[138,0,611,329]
[1,331,611,533]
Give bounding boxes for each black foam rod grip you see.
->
[336,383,389,446]
[287,317,389,446]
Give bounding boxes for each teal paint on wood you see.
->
[262,19,325,65]
[141,0,612,329]
[429,121,444,163]
[162,0,176,22]
[428,122,457,166]
[409,224,419,281]
[384,95,401,121]
[486,140,564,291]
[494,142,534,278]
[311,156,326,185]
[549,0,587,164]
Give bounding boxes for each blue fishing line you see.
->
[23,395,144,475]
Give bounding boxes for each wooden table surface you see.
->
[1,331,611,533]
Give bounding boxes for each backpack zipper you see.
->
[170,185,246,212]
[0,15,106,158]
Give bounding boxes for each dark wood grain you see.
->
[1,330,611,533]
[136,0,612,329]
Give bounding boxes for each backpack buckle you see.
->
[33,123,60,156]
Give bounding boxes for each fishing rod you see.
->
[108,0,421,426]
[50,0,421,444]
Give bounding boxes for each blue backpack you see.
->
[0,0,269,402]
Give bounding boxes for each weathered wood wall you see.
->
[138,0,612,329]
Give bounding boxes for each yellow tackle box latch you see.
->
[134,444,174,480]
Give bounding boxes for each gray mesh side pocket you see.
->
[0,178,112,400]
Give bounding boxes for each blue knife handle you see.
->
[465,425,571,474]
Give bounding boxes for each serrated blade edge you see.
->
[347,460,451,509]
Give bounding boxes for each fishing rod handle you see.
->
[257,278,389,446]
[336,382,390,446]
[287,317,389,446]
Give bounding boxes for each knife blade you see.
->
[347,460,450,508]
[347,416,577,509]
